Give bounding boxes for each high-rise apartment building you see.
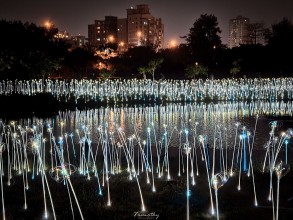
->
[127,4,164,50]
[88,16,118,48]
[228,16,251,48]
[88,4,164,52]
[70,35,86,48]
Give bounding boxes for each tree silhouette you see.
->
[0,19,68,80]
[63,47,98,79]
[248,22,267,45]
[267,17,293,48]
[230,59,241,78]
[100,68,116,80]
[266,17,293,75]
[112,46,156,78]
[137,58,164,81]
[147,58,164,81]
[137,66,147,80]
[185,14,222,67]
[185,62,208,79]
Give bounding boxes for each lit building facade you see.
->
[127,4,164,50]
[228,16,251,48]
[54,31,86,49]
[88,16,118,48]
[117,18,128,52]
[54,30,70,40]
[88,4,164,52]
[70,35,86,48]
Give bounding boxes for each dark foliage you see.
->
[109,46,156,79]
[62,47,99,79]
[185,14,222,67]
[0,19,69,80]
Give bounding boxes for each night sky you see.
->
[1,0,292,46]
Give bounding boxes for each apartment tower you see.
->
[88,16,118,48]
[127,4,164,50]
[228,16,251,48]
[88,4,164,51]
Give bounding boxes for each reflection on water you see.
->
[0,101,292,219]
[14,101,292,150]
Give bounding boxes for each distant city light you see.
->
[108,35,114,43]
[169,40,177,48]
[44,21,52,29]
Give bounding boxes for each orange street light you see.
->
[108,35,114,43]
[44,21,52,29]
[170,40,177,48]
[137,31,142,46]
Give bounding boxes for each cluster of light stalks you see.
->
[0,102,291,220]
[1,77,293,102]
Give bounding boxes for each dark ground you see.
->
[1,157,293,220]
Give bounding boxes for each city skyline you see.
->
[1,0,292,47]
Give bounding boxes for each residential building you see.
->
[88,16,118,48]
[70,35,86,48]
[54,30,70,40]
[88,4,164,52]
[54,31,86,49]
[127,4,164,50]
[228,16,251,48]
[117,18,128,53]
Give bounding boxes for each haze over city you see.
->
[1,0,292,46]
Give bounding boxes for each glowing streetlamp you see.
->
[119,41,124,47]
[105,35,115,55]
[44,21,52,29]
[169,40,177,48]
[118,41,125,53]
[108,35,114,43]
[137,31,142,46]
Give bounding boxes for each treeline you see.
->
[0,20,68,80]
[0,15,293,80]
